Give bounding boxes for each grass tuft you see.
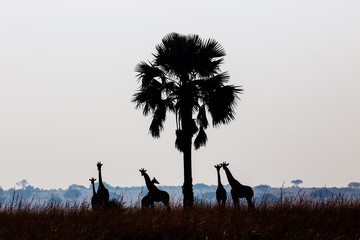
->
[0,194,359,239]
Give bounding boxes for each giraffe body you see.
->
[221,162,254,209]
[141,192,153,209]
[141,190,170,209]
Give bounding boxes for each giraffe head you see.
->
[89,177,96,184]
[221,162,229,168]
[139,168,147,176]
[214,164,222,170]
[97,162,103,170]
[152,177,159,184]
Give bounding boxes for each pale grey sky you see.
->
[0,0,359,190]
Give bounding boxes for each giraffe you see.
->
[89,177,100,208]
[141,177,159,209]
[139,168,170,210]
[221,162,254,209]
[97,162,109,207]
[214,164,227,208]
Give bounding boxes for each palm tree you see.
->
[132,33,242,207]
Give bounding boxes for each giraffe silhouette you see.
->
[214,164,227,208]
[139,168,170,210]
[221,162,254,209]
[89,177,100,208]
[141,177,160,209]
[97,162,109,207]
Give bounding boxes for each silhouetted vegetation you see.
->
[0,195,359,239]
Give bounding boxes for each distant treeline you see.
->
[1,181,360,206]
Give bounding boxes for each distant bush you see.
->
[254,184,271,191]
[202,192,216,201]
[63,188,82,199]
[48,194,62,204]
[348,182,360,189]
[67,184,87,190]
[193,183,210,190]
[310,188,333,199]
[257,193,277,202]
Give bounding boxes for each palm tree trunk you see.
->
[182,107,194,207]
[183,138,193,207]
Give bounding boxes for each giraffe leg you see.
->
[163,191,170,212]
[161,191,170,211]
[246,196,255,209]
[233,198,239,209]
[231,192,240,209]
[162,200,170,212]
[221,199,226,209]
[217,198,221,207]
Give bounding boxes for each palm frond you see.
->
[165,97,176,112]
[175,129,185,152]
[207,85,243,126]
[135,62,163,88]
[197,105,208,129]
[132,79,163,116]
[155,33,206,78]
[196,72,230,93]
[194,127,207,150]
[155,33,185,75]
[164,81,179,100]
[149,117,163,138]
[195,38,226,77]
[148,100,167,138]
[190,119,199,136]
[154,100,167,122]
[201,38,226,58]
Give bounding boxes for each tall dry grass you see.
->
[0,194,359,240]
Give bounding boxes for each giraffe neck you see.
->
[98,168,104,187]
[143,173,157,192]
[217,169,223,186]
[91,183,96,195]
[223,166,238,186]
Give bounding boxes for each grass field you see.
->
[0,195,359,240]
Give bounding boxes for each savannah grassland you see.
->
[1,195,360,240]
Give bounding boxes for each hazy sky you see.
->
[1,0,359,190]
